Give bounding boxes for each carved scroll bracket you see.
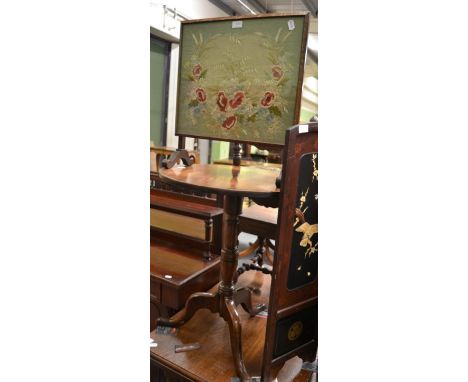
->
[161,149,195,169]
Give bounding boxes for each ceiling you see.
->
[209,0,316,17]
[208,0,318,65]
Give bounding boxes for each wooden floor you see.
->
[150,271,313,382]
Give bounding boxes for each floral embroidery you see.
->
[260,91,275,107]
[192,64,202,79]
[217,91,228,112]
[228,91,245,109]
[272,65,284,80]
[181,25,302,141]
[195,88,207,103]
[222,115,237,130]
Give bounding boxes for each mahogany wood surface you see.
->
[150,189,223,259]
[150,237,220,320]
[158,164,281,380]
[214,159,282,169]
[151,209,206,240]
[156,194,265,381]
[150,238,219,288]
[150,271,314,382]
[150,187,218,208]
[159,164,281,197]
[150,190,223,219]
[240,204,278,227]
[151,227,215,261]
[239,204,278,264]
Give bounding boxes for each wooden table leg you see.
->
[225,298,250,382]
[157,193,258,381]
[156,292,219,327]
[218,194,252,382]
[234,287,266,317]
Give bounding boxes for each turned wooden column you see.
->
[232,142,242,166]
[219,193,250,382]
[157,164,280,382]
[219,194,243,300]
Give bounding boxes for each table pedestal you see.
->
[157,194,265,382]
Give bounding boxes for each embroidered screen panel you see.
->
[175,14,308,146]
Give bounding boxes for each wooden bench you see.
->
[150,237,221,331]
[150,189,223,260]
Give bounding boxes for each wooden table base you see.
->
[157,194,265,382]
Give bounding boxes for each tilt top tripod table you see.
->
[157,163,280,382]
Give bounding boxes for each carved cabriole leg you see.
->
[234,287,266,317]
[225,299,250,382]
[218,194,252,381]
[156,193,255,381]
[156,292,219,328]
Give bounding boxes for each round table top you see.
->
[158,164,281,197]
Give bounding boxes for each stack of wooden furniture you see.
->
[150,12,314,381]
[150,188,223,260]
[150,272,313,382]
[150,150,224,330]
[151,123,318,381]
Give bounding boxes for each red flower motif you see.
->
[260,91,275,107]
[272,65,284,80]
[217,91,228,112]
[222,115,237,130]
[192,64,202,79]
[195,88,206,103]
[228,91,245,109]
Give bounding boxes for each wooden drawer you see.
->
[151,238,220,311]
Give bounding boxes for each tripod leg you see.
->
[156,292,218,327]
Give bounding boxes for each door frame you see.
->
[150,34,171,147]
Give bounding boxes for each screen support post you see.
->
[232,142,242,166]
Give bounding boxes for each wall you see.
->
[150,0,229,156]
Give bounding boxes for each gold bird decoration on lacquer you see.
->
[295,208,318,258]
